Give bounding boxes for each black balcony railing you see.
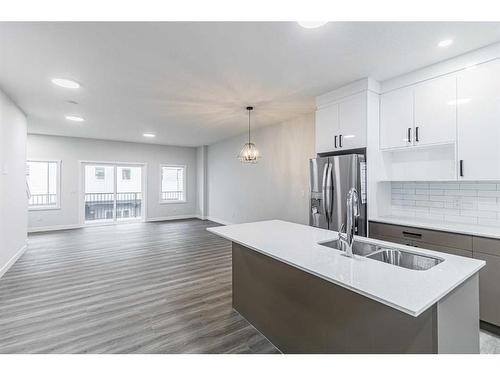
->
[85,192,142,221]
[161,191,184,201]
[29,194,57,207]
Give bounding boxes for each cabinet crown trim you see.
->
[316,78,380,108]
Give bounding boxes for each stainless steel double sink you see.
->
[318,238,443,271]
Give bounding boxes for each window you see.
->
[122,168,131,180]
[95,167,105,180]
[27,160,60,209]
[160,165,186,203]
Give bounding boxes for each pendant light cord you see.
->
[248,108,251,144]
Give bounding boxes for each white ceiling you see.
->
[1,22,500,147]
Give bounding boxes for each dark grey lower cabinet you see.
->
[412,241,473,258]
[371,234,412,246]
[369,221,498,328]
[474,252,500,327]
[369,224,473,257]
[473,236,500,326]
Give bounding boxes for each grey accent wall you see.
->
[0,89,27,275]
[206,113,315,225]
[27,134,198,230]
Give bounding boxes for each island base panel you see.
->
[436,273,479,353]
[232,243,438,354]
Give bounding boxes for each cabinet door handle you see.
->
[415,126,419,142]
[402,231,422,239]
[339,134,343,148]
[407,128,411,143]
[334,135,338,149]
[460,160,464,177]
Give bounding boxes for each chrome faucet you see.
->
[339,188,360,257]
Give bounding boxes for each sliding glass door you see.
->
[83,163,143,224]
[116,166,143,221]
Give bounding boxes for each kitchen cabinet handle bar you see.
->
[339,134,343,148]
[415,126,419,142]
[402,231,422,239]
[407,128,411,143]
[460,160,464,177]
[334,135,338,148]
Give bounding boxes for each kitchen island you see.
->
[208,220,485,354]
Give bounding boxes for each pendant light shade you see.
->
[238,106,260,163]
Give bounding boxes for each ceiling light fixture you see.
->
[238,106,260,164]
[65,115,84,122]
[52,78,81,89]
[438,39,453,48]
[143,133,156,138]
[297,21,328,29]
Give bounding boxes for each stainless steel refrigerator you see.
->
[309,154,367,236]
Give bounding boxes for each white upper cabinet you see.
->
[315,102,339,154]
[380,86,414,150]
[380,75,457,150]
[414,75,456,146]
[315,91,367,153]
[457,59,500,180]
[338,92,367,150]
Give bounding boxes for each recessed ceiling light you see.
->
[143,133,156,138]
[297,21,328,29]
[438,39,453,48]
[52,78,80,89]
[65,115,84,122]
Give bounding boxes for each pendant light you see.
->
[238,106,260,163]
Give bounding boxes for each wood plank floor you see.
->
[0,219,279,354]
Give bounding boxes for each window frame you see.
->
[27,159,62,211]
[159,164,187,204]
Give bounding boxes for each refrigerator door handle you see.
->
[325,162,333,223]
[321,161,329,223]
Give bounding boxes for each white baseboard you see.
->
[146,214,200,222]
[0,241,28,279]
[205,216,234,225]
[28,223,83,233]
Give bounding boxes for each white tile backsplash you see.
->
[390,181,500,227]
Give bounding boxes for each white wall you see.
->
[0,89,27,277]
[206,113,315,225]
[27,134,198,231]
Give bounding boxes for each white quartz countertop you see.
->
[208,220,485,317]
[371,216,500,239]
